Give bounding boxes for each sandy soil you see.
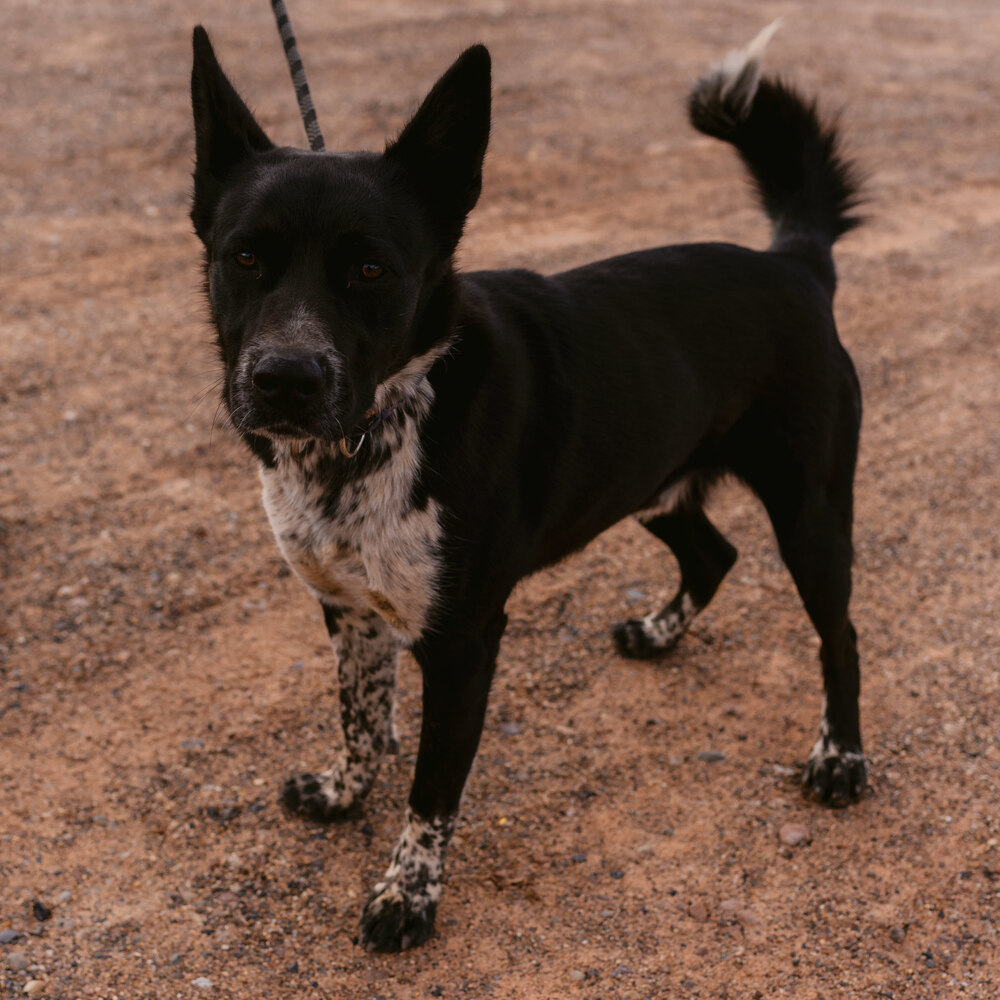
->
[1,1,998,997]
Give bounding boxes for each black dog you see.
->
[190,22,865,952]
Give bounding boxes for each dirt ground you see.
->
[1,0,998,997]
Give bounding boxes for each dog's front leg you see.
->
[359,613,507,952]
[283,604,400,821]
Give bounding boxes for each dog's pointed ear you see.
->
[190,26,276,240]
[385,45,492,254]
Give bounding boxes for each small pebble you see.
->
[687,900,709,922]
[24,982,45,997]
[500,722,522,736]
[8,953,28,972]
[626,588,646,602]
[56,892,72,904]
[571,853,587,863]
[889,926,906,943]
[779,823,812,847]
[0,930,21,944]
[192,977,213,989]
[696,750,725,763]
[735,908,762,926]
[568,969,585,982]
[31,903,50,922]
[637,843,655,858]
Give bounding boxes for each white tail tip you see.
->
[716,18,783,113]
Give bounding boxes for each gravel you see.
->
[778,823,812,847]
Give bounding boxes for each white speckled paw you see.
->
[281,768,363,822]
[359,877,438,953]
[803,736,866,806]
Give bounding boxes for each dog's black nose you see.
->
[252,353,325,401]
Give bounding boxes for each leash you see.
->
[269,0,325,152]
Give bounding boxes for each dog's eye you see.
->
[234,251,257,269]
[360,262,384,280]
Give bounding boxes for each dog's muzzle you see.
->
[240,348,335,438]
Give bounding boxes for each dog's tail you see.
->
[688,21,863,293]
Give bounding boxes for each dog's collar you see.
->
[337,404,398,458]
[337,372,428,459]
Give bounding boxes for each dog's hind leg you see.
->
[613,506,737,658]
[360,611,507,952]
[758,480,866,806]
[282,603,400,822]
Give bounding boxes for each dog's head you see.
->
[190,28,490,449]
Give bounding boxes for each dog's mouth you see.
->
[248,421,320,442]
[227,378,337,443]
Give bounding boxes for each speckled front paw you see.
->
[359,877,438,953]
[281,770,363,823]
[802,738,866,807]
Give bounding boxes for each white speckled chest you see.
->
[259,422,443,641]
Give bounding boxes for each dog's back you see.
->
[438,22,864,588]
[446,240,852,576]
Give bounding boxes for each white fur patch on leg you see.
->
[639,591,698,647]
[614,591,700,658]
[803,698,867,804]
[359,808,456,952]
[283,608,400,820]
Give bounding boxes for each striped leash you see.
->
[269,0,325,151]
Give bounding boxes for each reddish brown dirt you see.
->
[2,1,998,998]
